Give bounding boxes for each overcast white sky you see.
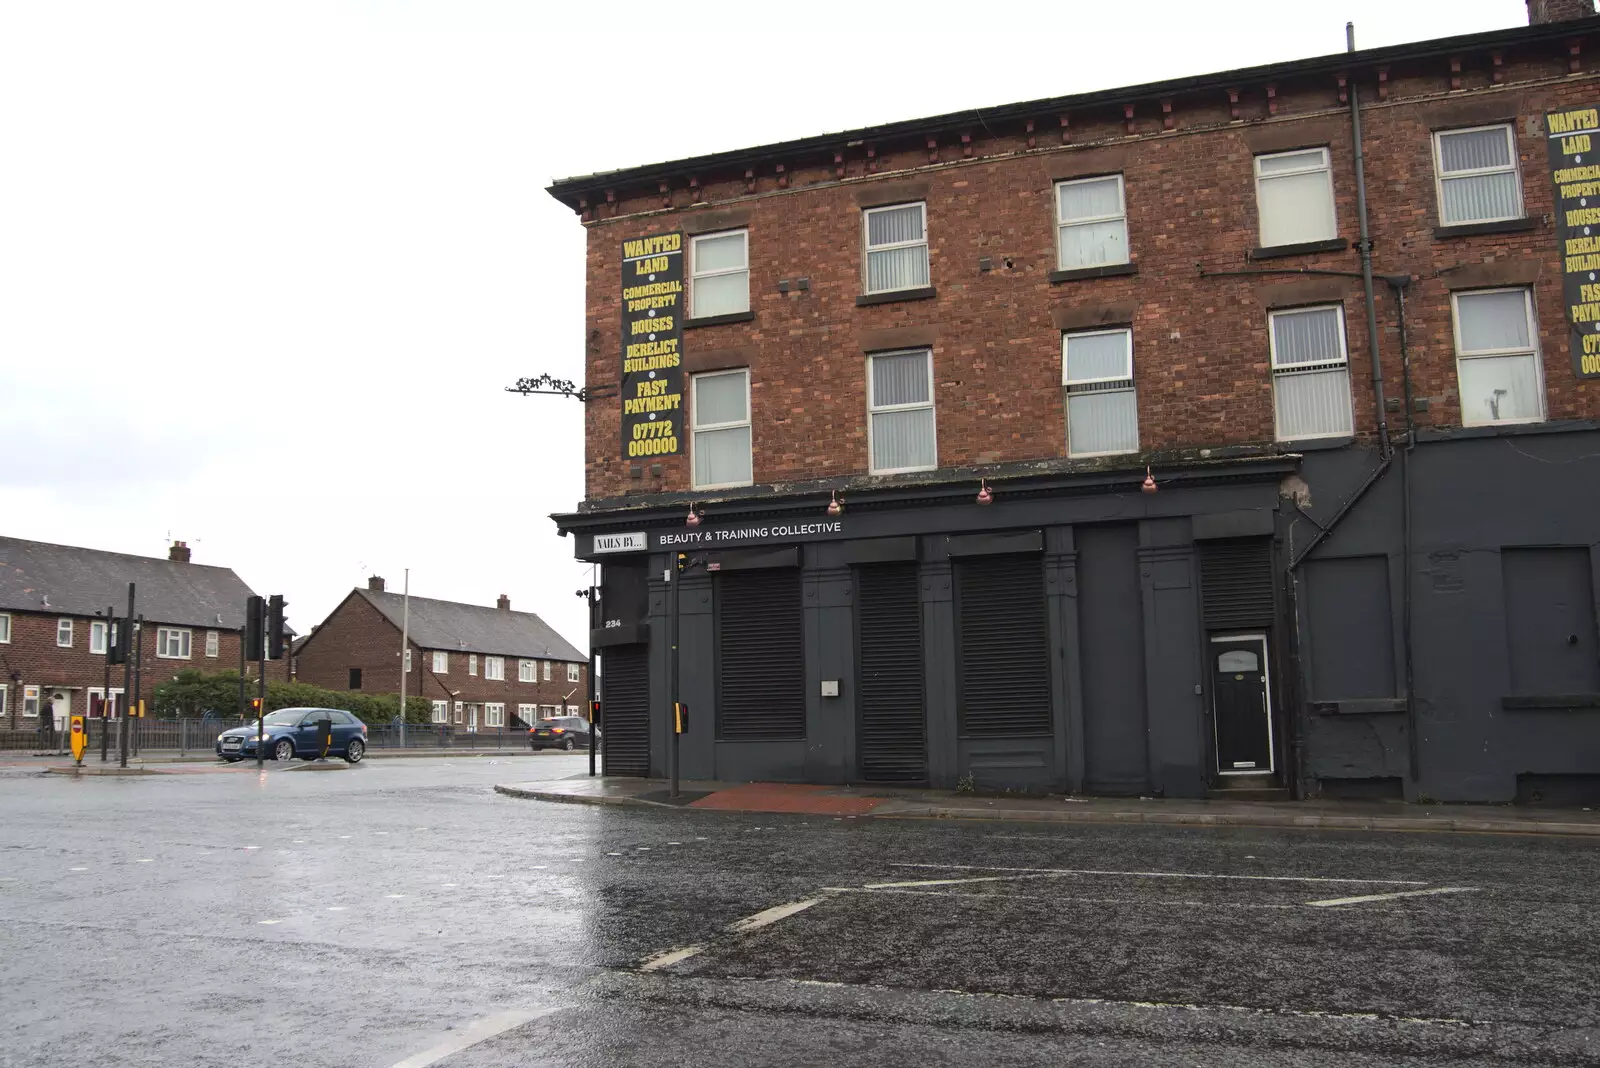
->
[0,0,1532,650]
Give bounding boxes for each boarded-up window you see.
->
[1304,555,1395,700]
[1503,548,1600,694]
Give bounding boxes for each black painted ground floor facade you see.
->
[559,425,1600,803]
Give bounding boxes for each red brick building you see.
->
[293,577,588,732]
[0,537,283,731]
[547,4,1600,802]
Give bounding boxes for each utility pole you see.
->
[236,626,246,721]
[398,568,410,748]
[100,605,113,763]
[246,595,265,768]
[131,614,144,757]
[118,584,134,769]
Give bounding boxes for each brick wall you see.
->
[294,593,588,726]
[575,49,1600,502]
[0,610,287,728]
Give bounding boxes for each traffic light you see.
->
[267,594,286,660]
[250,697,262,713]
[244,596,265,661]
[590,700,601,724]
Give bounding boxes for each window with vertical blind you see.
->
[868,350,936,473]
[1434,125,1522,226]
[432,700,449,723]
[690,230,750,318]
[1270,306,1353,440]
[1063,328,1139,456]
[433,651,448,673]
[519,659,534,682]
[1255,148,1337,247]
[1452,288,1545,425]
[1056,175,1128,269]
[863,202,929,294]
[485,656,505,681]
[692,368,752,489]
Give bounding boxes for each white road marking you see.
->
[389,1007,560,1068]
[865,875,1035,889]
[442,883,457,888]
[668,842,682,846]
[607,852,622,856]
[637,846,650,851]
[846,887,1302,910]
[640,944,707,971]
[258,919,282,925]
[292,840,306,844]
[386,894,406,899]
[339,835,352,840]
[135,859,153,863]
[327,906,348,912]
[68,867,88,872]
[1305,887,1479,908]
[727,897,826,934]
[889,863,1429,886]
[530,865,548,870]
[243,846,260,851]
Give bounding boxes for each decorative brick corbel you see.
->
[1025,118,1036,149]
[1265,84,1278,116]
[776,162,788,189]
[1123,103,1136,134]
[1377,67,1389,100]
[1227,88,1242,121]
[834,150,845,179]
[1449,56,1463,92]
[961,131,973,158]
[1059,114,1071,143]
[744,168,756,194]
[927,136,939,163]
[1492,51,1505,84]
[1336,73,1348,105]
[1570,38,1584,74]
[658,180,671,208]
[1161,98,1175,131]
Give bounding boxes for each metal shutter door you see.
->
[718,569,805,739]
[601,645,650,777]
[1199,538,1275,631]
[857,562,926,782]
[957,554,1052,735]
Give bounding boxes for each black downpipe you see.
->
[1347,22,1393,460]
[1391,280,1420,784]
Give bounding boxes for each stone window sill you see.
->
[856,286,937,307]
[1247,237,1350,261]
[683,310,755,330]
[1434,217,1540,240]
[1048,262,1139,284]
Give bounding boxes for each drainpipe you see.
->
[1390,278,1420,784]
[1347,23,1393,460]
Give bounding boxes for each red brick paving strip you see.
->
[689,783,882,816]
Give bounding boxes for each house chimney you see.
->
[496,594,510,611]
[369,575,386,592]
[168,540,191,563]
[1528,0,1595,23]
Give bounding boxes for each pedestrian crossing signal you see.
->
[250,697,262,713]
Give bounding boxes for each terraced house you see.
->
[549,2,1600,803]
[293,578,588,732]
[0,537,280,732]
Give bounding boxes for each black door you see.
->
[1211,636,1272,774]
[856,562,926,783]
[601,645,650,776]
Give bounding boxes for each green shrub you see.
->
[152,670,432,723]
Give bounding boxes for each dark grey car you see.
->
[528,716,597,751]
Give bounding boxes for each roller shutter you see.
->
[957,553,1051,735]
[717,569,805,740]
[600,645,650,777]
[1199,537,1275,631]
[857,563,926,782]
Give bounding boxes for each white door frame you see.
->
[1209,633,1275,776]
[467,704,478,732]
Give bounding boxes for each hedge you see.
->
[152,669,433,723]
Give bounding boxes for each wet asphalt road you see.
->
[1,757,1598,1067]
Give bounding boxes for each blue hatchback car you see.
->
[216,707,368,763]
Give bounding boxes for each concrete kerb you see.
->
[493,781,1600,837]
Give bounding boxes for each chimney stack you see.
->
[168,540,191,563]
[1527,0,1595,23]
[497,594,511,611]
[369,576,386,592]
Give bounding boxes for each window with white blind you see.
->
[868,350,937,473]
[157,627,192,659]
[57,619,73,647]
[543,661,552,681]
[432,650,448,674]
[91,620,108,655]
[1452,288,1545,425]
[1063,329,1139,456]
[1255,148,1337,247]
[0,613,9,643]
[692,368,752,489]
[690,231,749,318]
[1270,306,1354,440]
[567,663,580,682]
[1435,125,1522,226]
[485,702,505,727]
[431,700,449,723]
[863,203,930,294]
[1056,175,1129,270]
[517,703,537,725]
[519,659,535,682]
[484,656,505,681]
[205,630,219,658]
[468,654,477,676]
